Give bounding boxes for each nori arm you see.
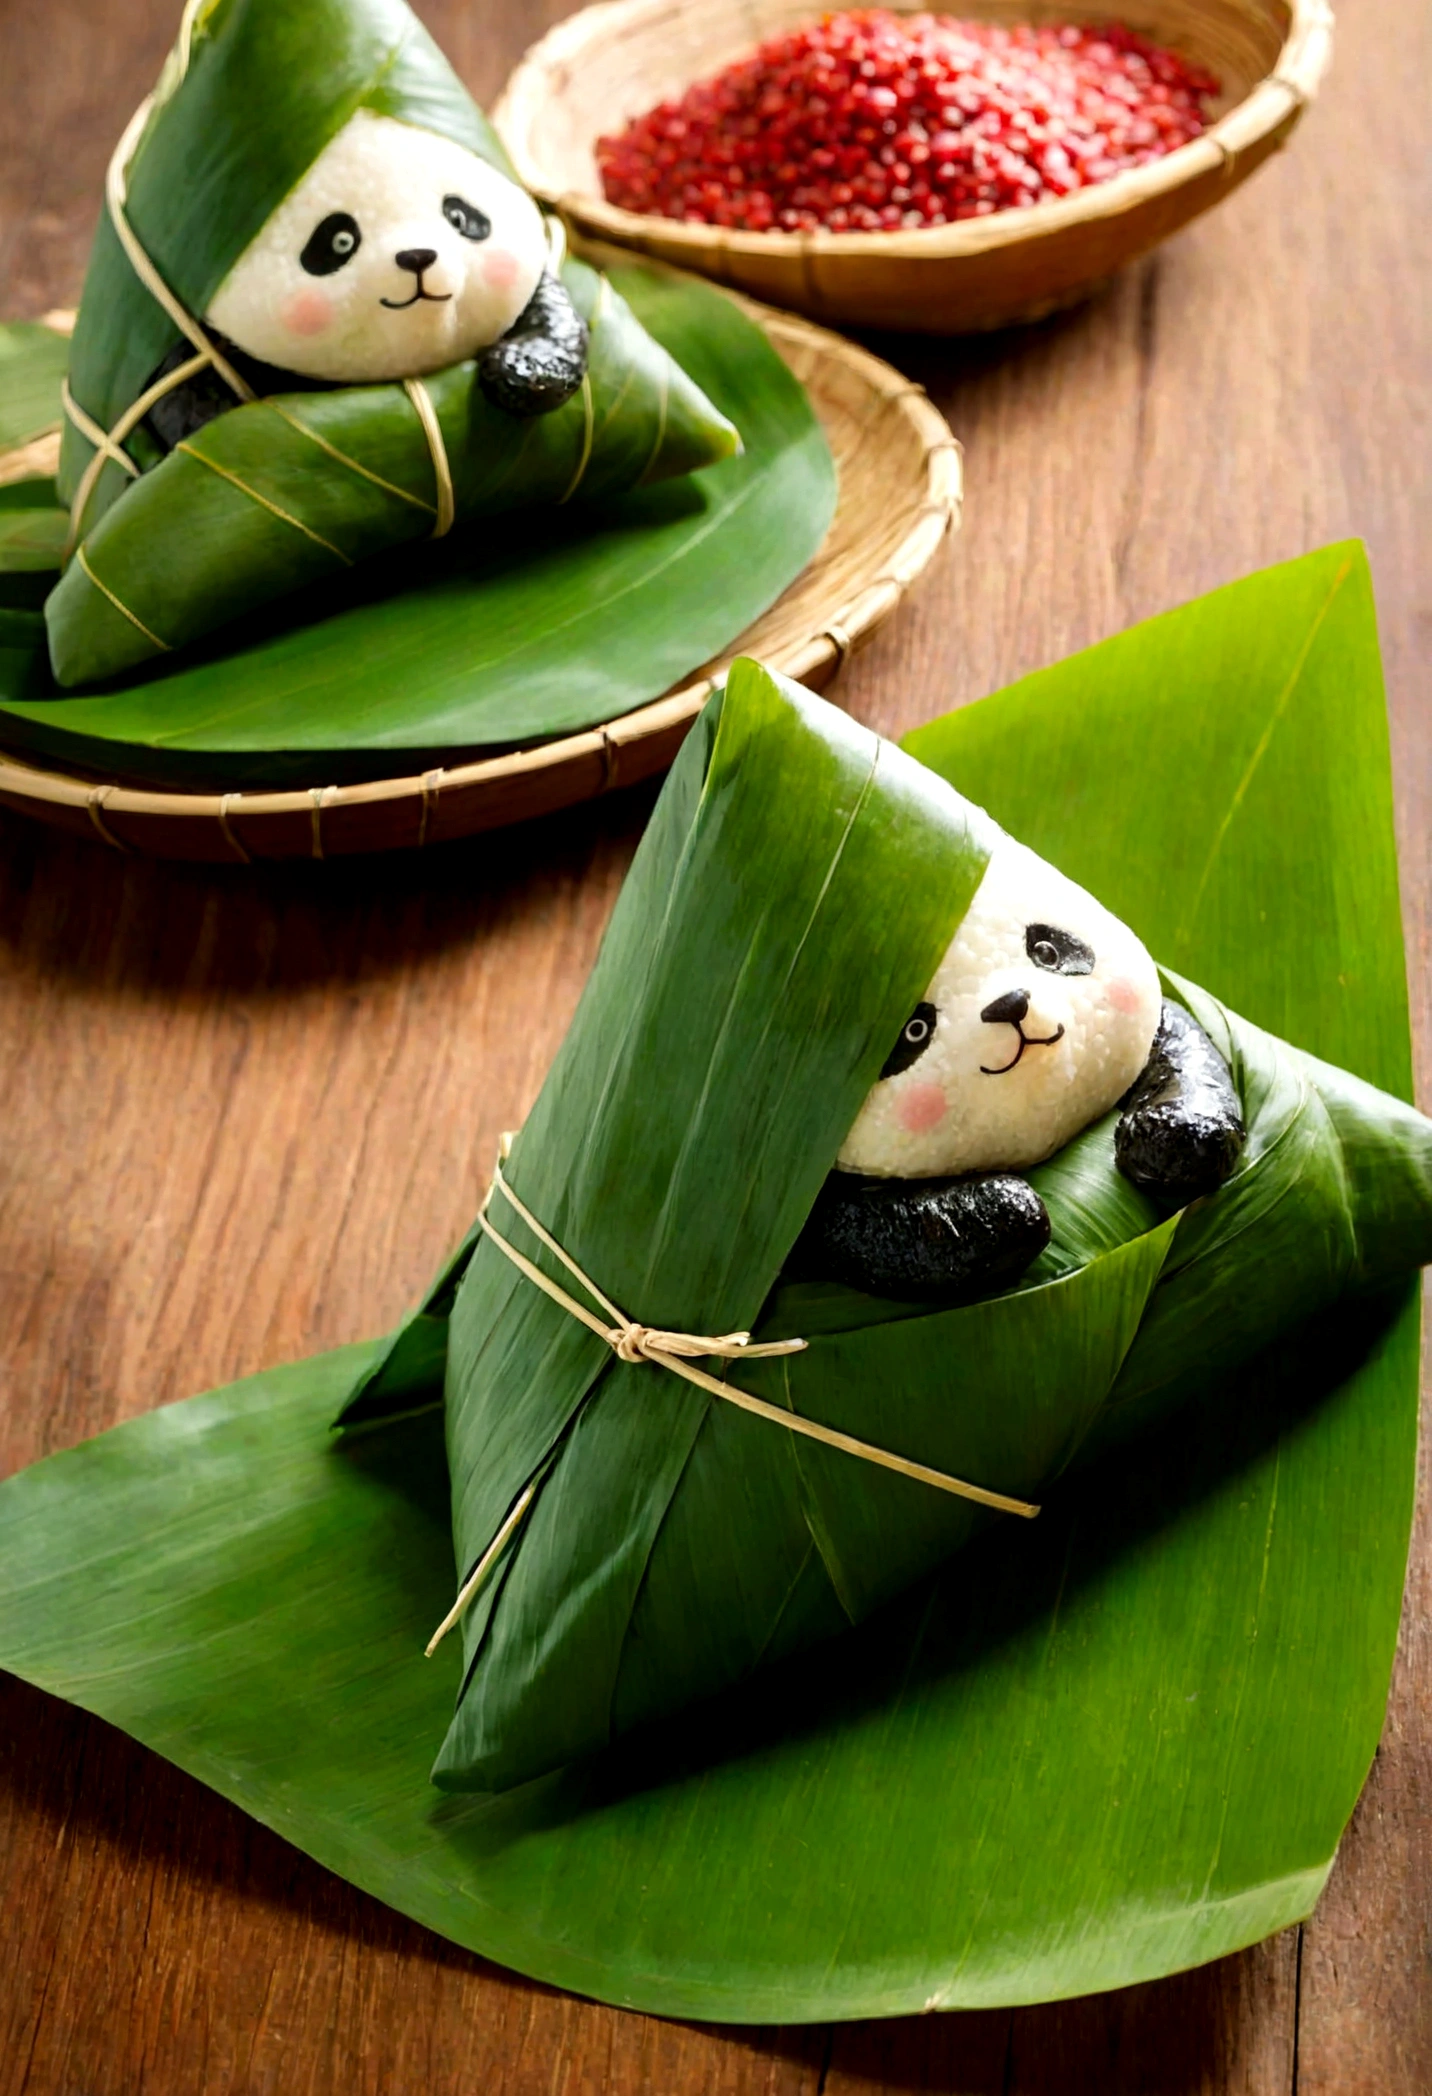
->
[790,1171,1052,1304]
[142,271,592,453]
[478,270,589,418]
[794,1001,1244,1305]
[1115,1000,1246,1201]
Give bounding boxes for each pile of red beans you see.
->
[596,11,1219,233]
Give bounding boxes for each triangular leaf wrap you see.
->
[0,286,828,778]
[357,643,1432,1794]
[1,545,1425,2014]
[48,262,737,686]
[50,0,738,685]
[60,0,515,502]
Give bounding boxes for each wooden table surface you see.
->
[2,0,1427,2089]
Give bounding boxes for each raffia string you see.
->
[104,96,255,408]
[63,352,209,555]
[425,1135,1040,1656]
[425,1479,541,1658]
[61,381,139,483]
[402,380,455,537]
[74,544,169,652]
[555,274,607,507]
[64,0,255,550]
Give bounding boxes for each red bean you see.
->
[596,12,1218,232]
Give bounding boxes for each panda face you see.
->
[838,839,1162,1179]
[206,110,548,383]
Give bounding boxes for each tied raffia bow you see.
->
[425,1134,1039,1656]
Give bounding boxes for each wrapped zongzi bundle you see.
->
[338,659,1432,1792]
[49,0,738,687]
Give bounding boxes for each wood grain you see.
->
[1,0,1427,2089]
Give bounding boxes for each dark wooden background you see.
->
[1,0,1427,2088]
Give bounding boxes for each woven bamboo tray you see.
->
[0,272,960,861]
[494,0,1333,334]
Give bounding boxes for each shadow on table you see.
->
[0,1240,1399,2096]
[0,1668,523,1980]
[0,1670,1289,2094]
[0,768,662,999]
[807,1934,1291,2091]
[848,257,1148,404]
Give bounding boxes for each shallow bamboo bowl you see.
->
[495,0,1332,333]
[0,275,961,860]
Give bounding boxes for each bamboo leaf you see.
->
[904,543,1406,1089]
[0,544,1422,2019]
[59,0,522,507]
[45,263,740,687]
[0,486,67,611]
[0,271,833,785]
[0,323,67,454]
[413,620,1429,1798]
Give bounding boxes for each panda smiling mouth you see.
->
[980,1023,1066,1075]
[978,991,1066,1075]
[381,253,452,310]
[381,284,452,309]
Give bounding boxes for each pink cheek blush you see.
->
[898,1082,948,1135]
[1104,976,1146,1016]
[281,288,334,337]
[482,248,520,290]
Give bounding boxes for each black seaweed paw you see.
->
[792,1171,1052,1304]
[477,336,586,418]
[1115,1103,1244,1202]
[477,270,589,419]
[141,332,329,452]
[1115,1000,1245,1202]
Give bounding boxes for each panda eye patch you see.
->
[1026,924,1095,976]
[443,194,491,242]
[300,212,362,276]
[880,1002,938,1080]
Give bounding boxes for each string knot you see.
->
[425,1137,1041,1657]
[613,1323,656,1364]
[610,1322,765,1366]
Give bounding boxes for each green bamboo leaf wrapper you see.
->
[0,277,830,782]
[50,0,739,687]
[59,0,519,524]
[0,322,69,455]
[335,629,1432,1796]
[47,261,736,687]
[0,485,67,612]
[0,543,1422,2015]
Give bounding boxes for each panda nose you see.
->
[981,988,1030,1027]
[395,248,438,275]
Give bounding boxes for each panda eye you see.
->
[301,212,362,276]
[1025,923,1095,976]
[879,1002,938,1080]
[443,194,491,242]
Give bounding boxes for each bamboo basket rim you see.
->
[0,279,962,858]
[495,0,1334,263]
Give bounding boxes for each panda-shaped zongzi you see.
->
[796,837,1246,1301]
[148,110,585,448]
